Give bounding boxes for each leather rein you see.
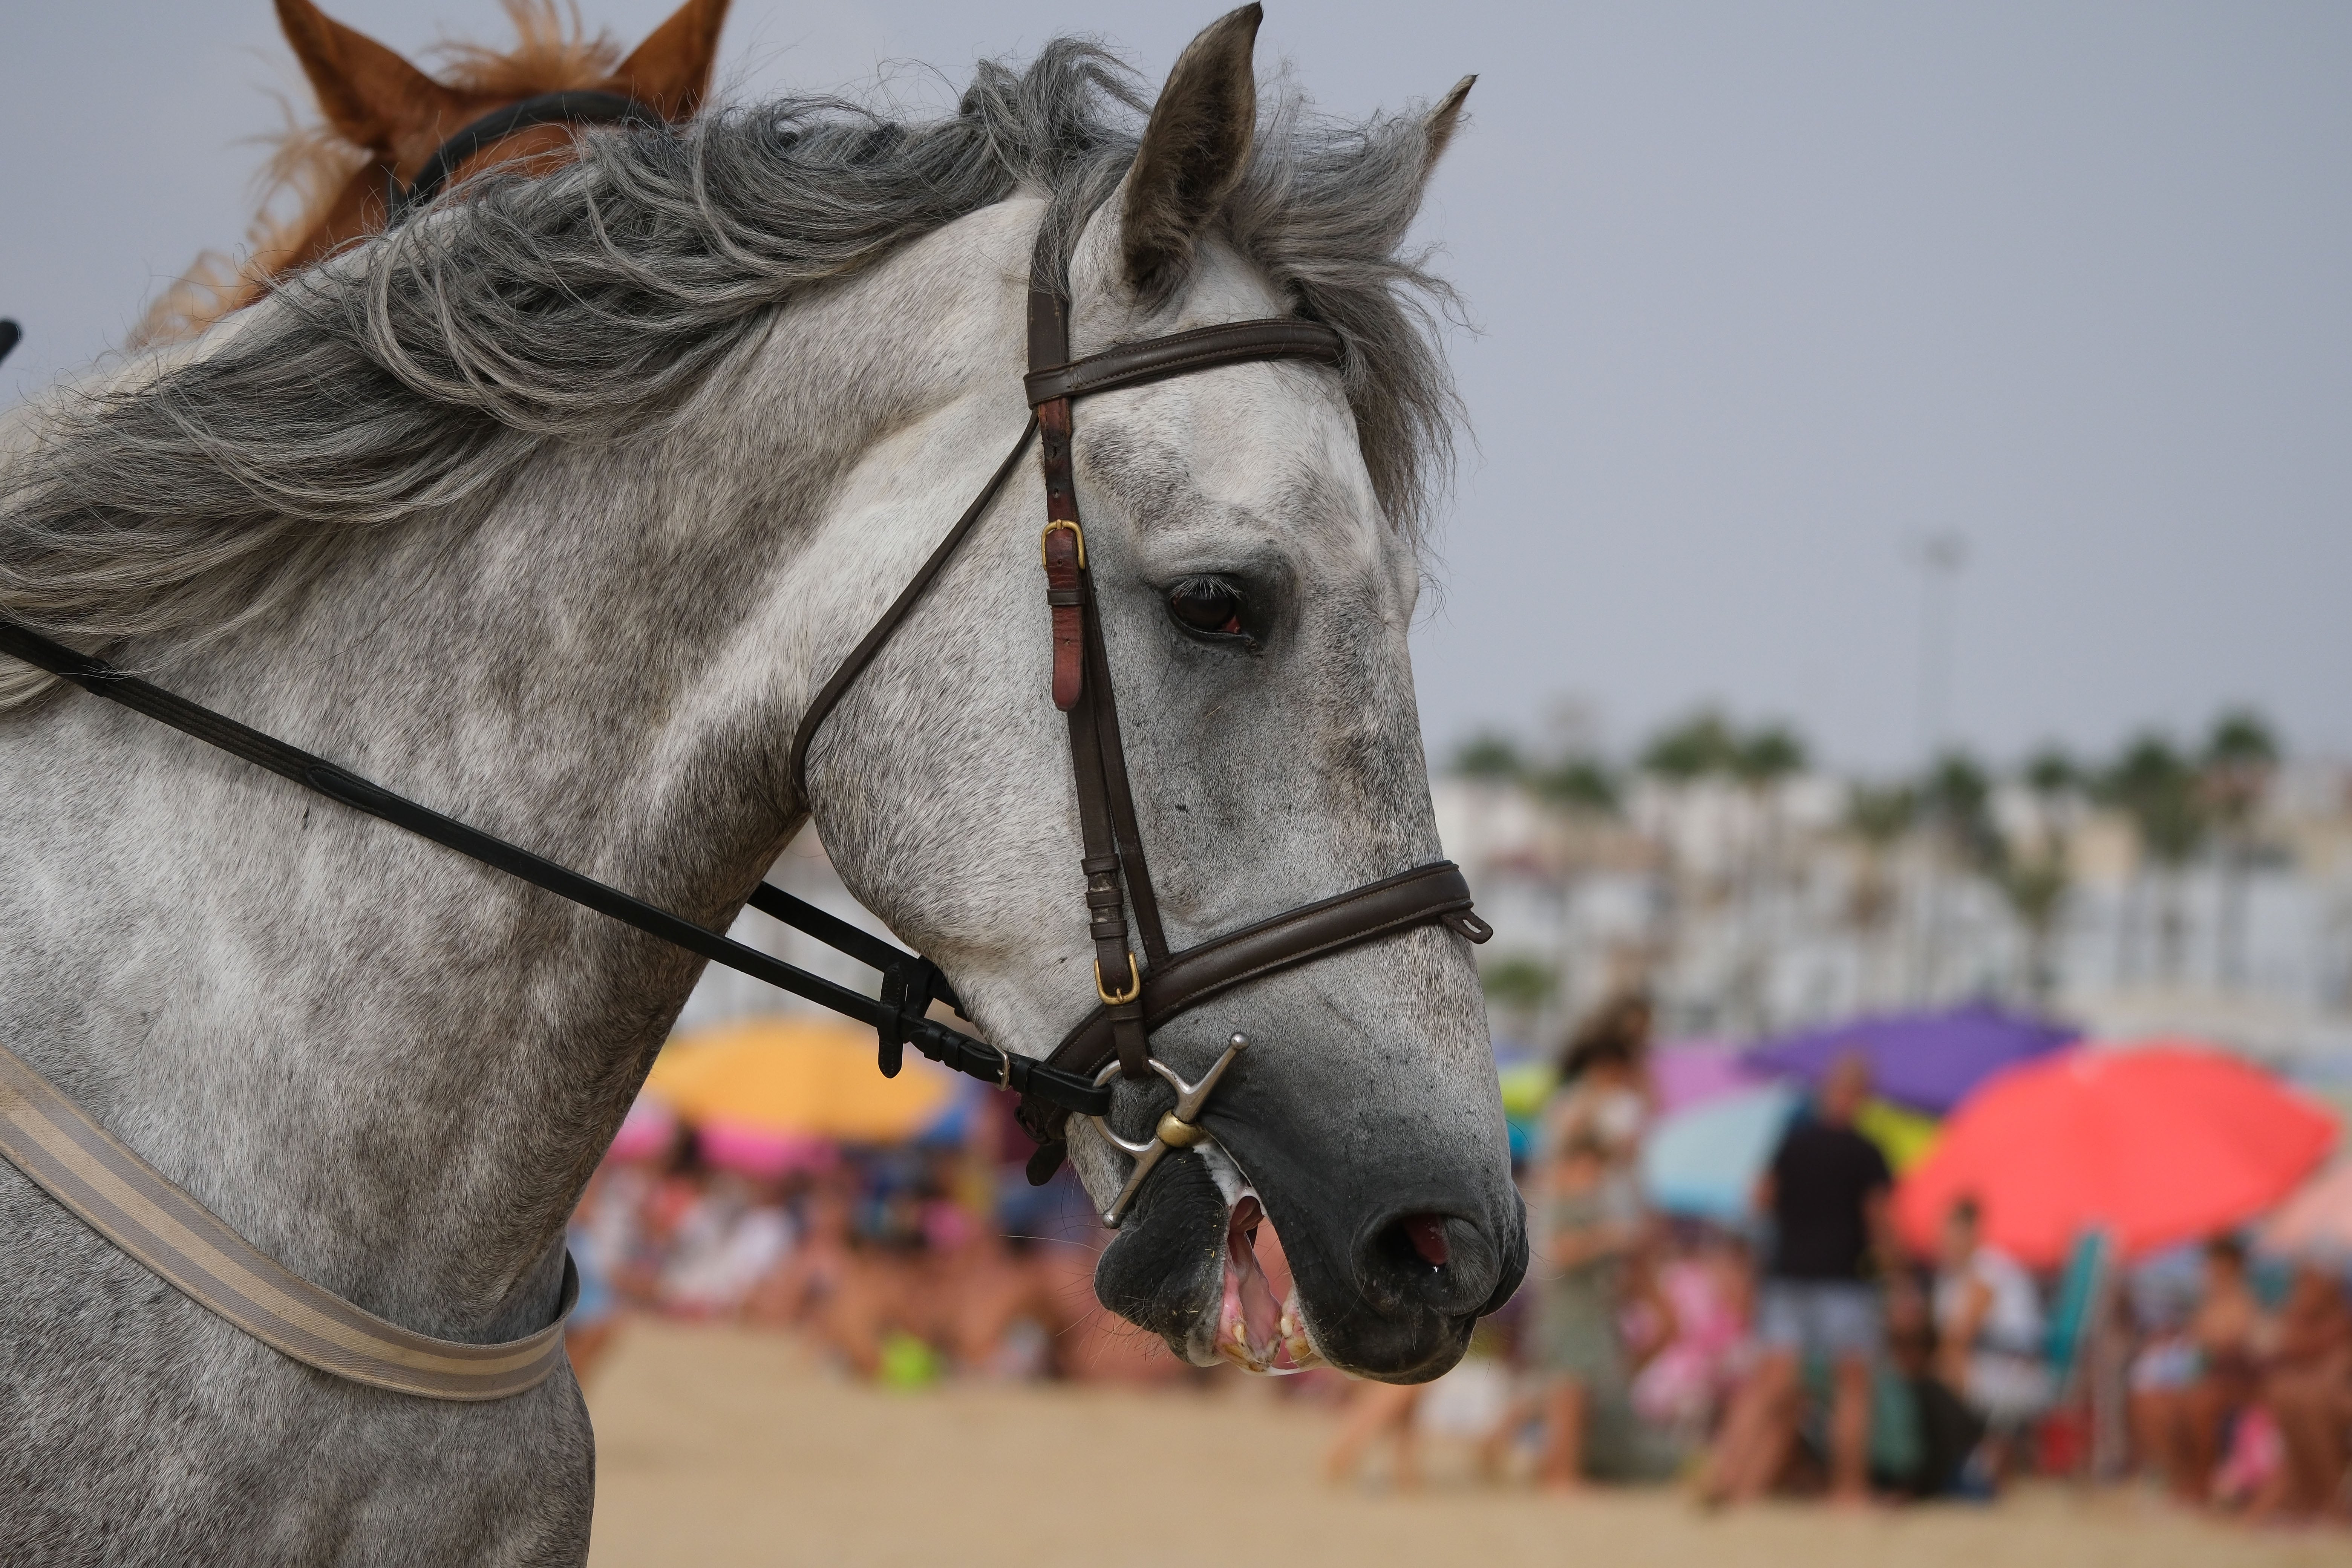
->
[0,233,1490,1397]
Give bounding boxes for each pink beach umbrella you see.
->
[2262,1160,2352,1258]
[694,1122,841,1181]
[606,1095,677,1163]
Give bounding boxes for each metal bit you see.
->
[1093,1033,1249,1227]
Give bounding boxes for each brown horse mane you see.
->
[136,2,642,347]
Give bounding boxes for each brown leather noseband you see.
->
[789,285,1490,1182]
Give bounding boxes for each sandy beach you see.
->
[583,1320,2327,1568]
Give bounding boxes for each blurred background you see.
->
[8,3,2351,1564]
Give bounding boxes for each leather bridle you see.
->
[788,277,1491,1182]
[0,243,1490,1218]
[385,90,663,222]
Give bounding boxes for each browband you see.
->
[1023,318,1345,406]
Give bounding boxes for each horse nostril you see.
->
[1353,1210,1497,1318]
[1399,1214,1450,1267]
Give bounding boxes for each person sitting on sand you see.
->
[2139,1236,2265,1504]
[2254,1261,2352,1521]
[1932,1194,2050,1485]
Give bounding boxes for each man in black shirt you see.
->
[1701,1053,1895,1505]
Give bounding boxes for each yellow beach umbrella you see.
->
[647,1014,961,1142]
[1856,1096,1940,1174]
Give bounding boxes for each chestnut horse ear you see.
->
[1120,5,1262,304]
[609,0,732,120]
[274,0,459,158]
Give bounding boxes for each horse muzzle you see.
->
[1082,1044,1526,1382]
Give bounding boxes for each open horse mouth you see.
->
[1092,1127,1520,1381]
[1213,1193,1317,1374]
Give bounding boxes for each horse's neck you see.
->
[0,202,1034,1337]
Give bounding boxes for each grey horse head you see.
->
[803,8,1521,1378]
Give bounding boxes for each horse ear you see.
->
[274,0,459,158]
[1424,75,1475,173]
[610,0,732,120]
[1120,4,1262,304]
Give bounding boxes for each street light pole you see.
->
[1913,530,1968,760]
[1908,530,1967,1003]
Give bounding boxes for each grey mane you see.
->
[0,38,1461,714]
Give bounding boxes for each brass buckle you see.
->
[1040,519,1086,569]
[1094,952,1140,1006]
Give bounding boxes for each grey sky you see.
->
[6,2,2346,773]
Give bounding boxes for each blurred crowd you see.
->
[563,1099,1209,1390]
[568,999,2352,1527]
[1318,993,2352,1524]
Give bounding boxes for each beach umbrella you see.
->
[1746,1001,2078,1115]
[1497,1058,1553,1163]
[648,1014,963,1145]
[1651,1039,1766,1117]
[1500,1040,1766,1165]
[1643,1081,1802,1222]
[1894,1043,2337,1268]
[605,1095,678,1162]
[1855,1098,1941,1174]
[2260,1160,2352,1259]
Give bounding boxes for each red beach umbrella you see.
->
[1893,1042,2337,1268]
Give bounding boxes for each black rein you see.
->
[0,619,1110,1119]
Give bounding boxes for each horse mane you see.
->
[4,39,1464,712]
[135,1,629,347]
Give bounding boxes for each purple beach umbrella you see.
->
[1650,1039,1767,1117]
[1744,1001,2079,1115]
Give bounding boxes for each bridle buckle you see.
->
[1093,952,1140,1006]
[1040,519,1086,569]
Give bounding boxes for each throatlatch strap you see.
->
[787,418,1039,800]
[0,1042,574,1401]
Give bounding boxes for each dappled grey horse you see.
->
[0,8,1521,1562]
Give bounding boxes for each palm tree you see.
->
[1920,751,2001,874]
[1480,952,1558,1046]
[1639,710,1741,782]
[1720,724,1808,1031]
[1913,750,2000,1001]
[2202,709,2280,989]
[1733,726,1808,790]
[2098,734,2206,983]
[1842,781,1917,1006]
[1532,755,1620,816]
[1453,732,1526,782]
[2005,747,2081,1001]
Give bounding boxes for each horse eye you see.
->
[1167,578,1248,638]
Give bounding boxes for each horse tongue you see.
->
[1218,1196,1286,1367]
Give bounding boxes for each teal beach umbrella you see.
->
[1642,1081,1802,1222]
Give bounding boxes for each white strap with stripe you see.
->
[0,1043,574,1401]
